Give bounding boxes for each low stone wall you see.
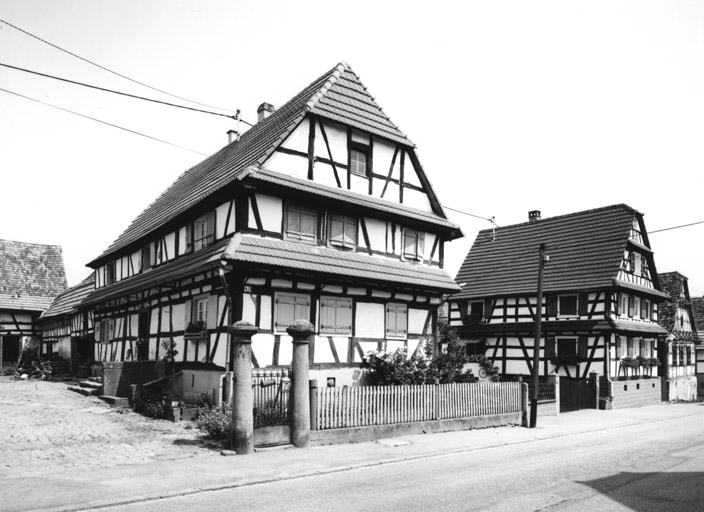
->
[310,412,523,446]
[610,377,662,409]
[535,399,558,416]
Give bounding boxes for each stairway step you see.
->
[67,385,100,397]
[99,395,130,407]
[78,380,102,389]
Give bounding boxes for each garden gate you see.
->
[252,368,291,427]
[559,377,596,412]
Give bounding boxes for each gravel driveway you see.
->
[0,376,209,478]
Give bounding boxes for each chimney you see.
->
[227,129,239,145]
[528,210,541,223]
[257,102,275,122]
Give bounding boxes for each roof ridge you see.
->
[479,203,639,235]
[303,61,349,113]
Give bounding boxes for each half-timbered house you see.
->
[82,62,462,388]
[447,205,670,411]
[692,296,704,398]
[657,272,700,401]
[37,272,95,375]
[0,239,67,367]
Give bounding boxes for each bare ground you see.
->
[0,376,214,478]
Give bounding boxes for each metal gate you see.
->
[252,369,291,427]
[559,378,596,413]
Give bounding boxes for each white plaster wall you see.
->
[408,308,429,335]
[264,151,308,180]
[215,201,232,239]
[242,293,257,324]
[260,295,273,330]
[314,161,341,188]
[178,226,188,256]
[365,218,386,252]
[403,188,433,212]
[255,194,283,232]
[316,120,347,165]
[280,120,309,154]
[355,302,384,337]
[373,140,398,182]
[172,303,185,332]
[350,174,368,195]
[252,332,274,367]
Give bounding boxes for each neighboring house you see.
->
[688,296,704,398]
[36,272,96,374]
[81,62,462,387]
[0,239,67,367]
[447,205,670,411]
[656,272,699,401]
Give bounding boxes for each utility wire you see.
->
[0,16,237,114]
[0,87,209,156]
[444,206,496,224]
[0,62,253,125]
[650,220,704,234]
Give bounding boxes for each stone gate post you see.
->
[227,321,258,455]
[287,320,314,448]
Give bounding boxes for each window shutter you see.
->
[578,293,588,316]
[185,224,192,253]
[417,232,425,259]
[628,252,635,272]
[484,299,493,320]
[338,299,353,334]
[206,211,216,245]
[546,337,556,358]
[184,299,192,329]
[95,321,102,342]
[628,296,635,317]
[207,295,218,329]
[108,320,115,341]
[578,336,589,359]
[615,293,621,315]
[458,301,468,318]
[547,295,557,318]
[320,298,334,333]
[276,297,295,330]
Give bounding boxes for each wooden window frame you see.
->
[328,213,357,250]
[274,292,311,333]
[284,203,318,245]
[556,337,577,357]
[402,229,425,261]
[349,147,369,177]
[349,130,371,178]
[192,212,215,251]
[385,302,408,339]
[557,294,578,318]
[319,296,353,335]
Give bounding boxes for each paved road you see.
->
[98,412,704,512]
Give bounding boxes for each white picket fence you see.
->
[315,382,523,430]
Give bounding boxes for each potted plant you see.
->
[184,319,208,341]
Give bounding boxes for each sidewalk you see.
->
[5,401,704,512]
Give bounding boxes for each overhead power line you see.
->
[0,62,252,125]
[0,86,209,156]
[0,16,237,113]
[650,220,704,234]
[444,206,495,224]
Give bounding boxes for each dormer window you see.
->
[349,130,371,177]
[141,246,151,273]
[105,262,116,285]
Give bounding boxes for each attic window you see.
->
[349,130,371,177]
[558,295,578,317]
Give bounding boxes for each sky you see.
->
[1,0,703,296]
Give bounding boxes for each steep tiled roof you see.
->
[90,62,418,266]
[83,240,228,306]
[0,239,67,311]
[657,272,686,333]
[39,272,95,319]
[242,167,461,234]
[453,204,662,300]
[692,297,704,338]
[223,234,459,293]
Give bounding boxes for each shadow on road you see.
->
[579,472,704,511]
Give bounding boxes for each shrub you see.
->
[194,404,232,439]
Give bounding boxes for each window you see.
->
[349,129,371,177]
[616,336,626,358]
[285,203,317,244]
[470,301,484,318]
[194,297,208,324]
[329,214,356,249]
[403,229,425,261]
[558,295,578,317]
[97,319,115,343]
[641,257,649,278]
[620,294,628,316]
[141,246,151,273]
[386,303,408,338]
[557,337,577,356]
[105,262,116,285]
[639,338,645,356]
[275,292,310,332]
[641,299,650,320]
[627,337,634,357]
[192,212,214,251]
[633,297,641,319]
[320,297,352,335]
[350,149,368,176]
